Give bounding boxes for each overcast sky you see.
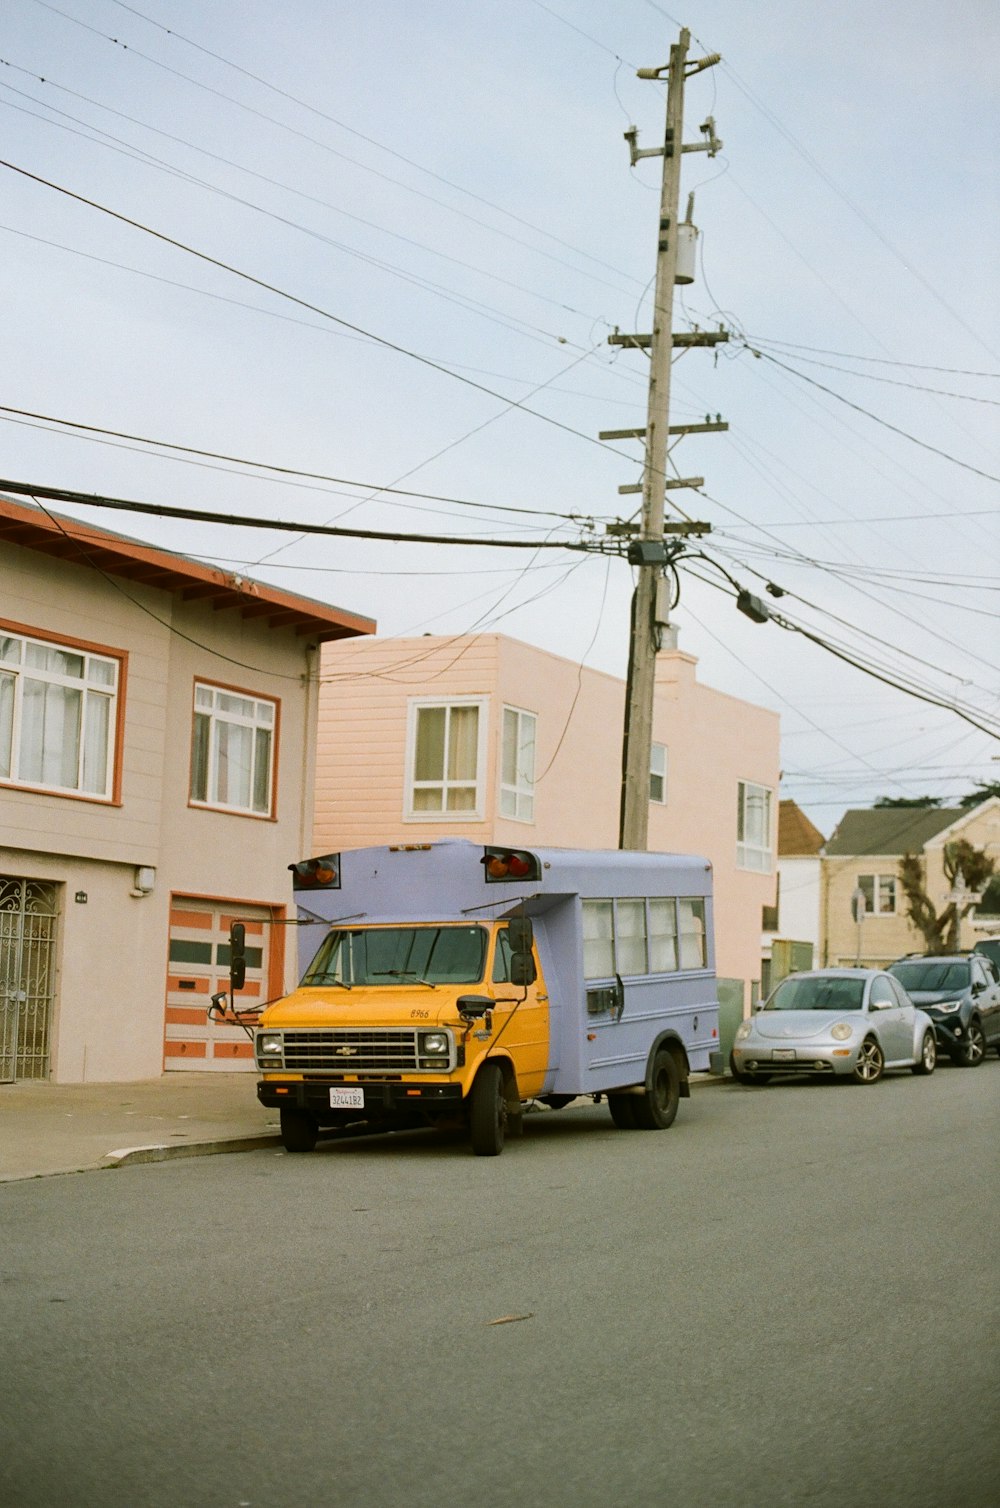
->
[3,0,998,837]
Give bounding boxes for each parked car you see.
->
[887,953,1000,1066]
[730,968,936,1085]
[973,937,1000,974]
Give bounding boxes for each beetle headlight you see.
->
[734,1020,753,1043]
[830,1021,854,1041]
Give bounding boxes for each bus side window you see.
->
[492,928,513,983]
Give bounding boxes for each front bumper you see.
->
[924,1015,967,1049]
[257,1078,465,1124]
[731,1042,858,1077]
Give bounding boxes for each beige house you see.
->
[313,631,781,1011]
[821,800,1000,966]
[0,496,373,1083]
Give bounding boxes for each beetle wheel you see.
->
[853,1037,884,1085]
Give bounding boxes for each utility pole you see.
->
[612,29,723,850]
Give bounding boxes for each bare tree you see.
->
[898,840,996,953]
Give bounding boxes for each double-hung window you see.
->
[406,698,484,818]
[737,780,774,872]
[650,742,668,804]
[190,682,276,816]
[858,874,896,915]
[500,705,536,822]
[0,628,120,799]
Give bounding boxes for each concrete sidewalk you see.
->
[0,1070,727,1183]
[0,1072,280,1183]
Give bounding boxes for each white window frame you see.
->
[404,696,487,821]
[737,780,774,873]
[858,874,897,916]
[650,742,668,804]
[190,681,277,817]
[499,704,536,823]
[0,627,120,800]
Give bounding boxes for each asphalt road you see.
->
[2,1062,998,1508]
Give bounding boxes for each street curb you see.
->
[102,1133,283,1168]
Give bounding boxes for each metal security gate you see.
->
[0,876,59,1082]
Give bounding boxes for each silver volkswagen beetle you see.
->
[730,968,937,1085]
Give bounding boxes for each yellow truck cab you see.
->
[253,841,719,1156]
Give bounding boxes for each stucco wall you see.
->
[1,541,323,1081]
[315,633,781,1004]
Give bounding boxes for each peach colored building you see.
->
[313,631,781,1009]
[0,495,373,1083]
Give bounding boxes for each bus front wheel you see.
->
[470,1063,506,1156]
[279,1106,318,1153]
[632,1049,680,1130]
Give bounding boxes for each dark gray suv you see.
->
[888,954,1000,1066]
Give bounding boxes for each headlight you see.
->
[830,1022,854,1041]
[934,999,962,1013]
[734,1020,753,1043]
[420,1031,449,1055]
[256,1032,283,1064]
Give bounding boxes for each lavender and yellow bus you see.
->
[251,840,719,1156]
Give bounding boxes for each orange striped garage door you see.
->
[164,899,276,1071]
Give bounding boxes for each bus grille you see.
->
[281,1029,421,1073]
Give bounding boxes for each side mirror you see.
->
[229,921,247,992]
[510,952,537,987]
[508,917,534,952]
[456,994,493,1021]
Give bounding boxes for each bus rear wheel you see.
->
[607,1093,638,1129]
[632,1049,680,1130]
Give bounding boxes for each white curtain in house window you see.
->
[411,702,481,814]
[190,683,275,815]
[737,781,774,871]
[500,706,536,821]
[0,631,119,797]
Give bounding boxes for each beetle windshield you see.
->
[764,976,866,1012]
[889,961,969,992]
[302,925,488,987]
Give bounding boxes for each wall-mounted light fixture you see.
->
[133,865,156,896]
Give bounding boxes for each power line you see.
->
[0,158,699,521]
[0,475,601,553]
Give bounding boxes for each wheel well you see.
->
[649,1033,690,1096]
[473,1053,519,1105]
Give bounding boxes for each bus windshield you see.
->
[302,925,488,988]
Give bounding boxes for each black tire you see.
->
[279,1106,318,1153]
[470,1062,506,1156]
[632,1049,681,1130]
[607,1093,638,1129]
[955,1020,986,1067]
[911,1031,937,1076]
[853,1036,884,1085]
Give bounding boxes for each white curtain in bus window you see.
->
[616,899,648,975]
[582,899,614,979]
[648,898,678,972]
[678,898,706,968]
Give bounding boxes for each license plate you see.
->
[329,1087,365,1109]
[772,1048,797,1061]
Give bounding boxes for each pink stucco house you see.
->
[313,631,780,1011]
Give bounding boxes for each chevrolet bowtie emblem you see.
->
[335,1046,357,1056]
